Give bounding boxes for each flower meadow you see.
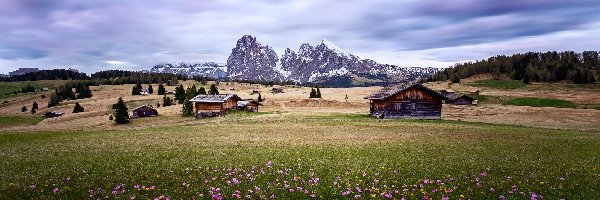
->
[5,159,588,199]
[1,114,599,199]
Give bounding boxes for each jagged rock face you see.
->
[149,62,227,78]
[280,39,433,84]
[226,35,284,81]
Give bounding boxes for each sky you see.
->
[1,0,600,74]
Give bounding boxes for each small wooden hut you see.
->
[190,94,241,117]
[237,99,260,112]
[365,83,447,119]
[132,105,158,118]
[440,90,477,105]
[271,88,283,93]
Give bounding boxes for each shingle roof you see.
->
[189,94,240,103]
[365,82,447,100]
[132,105,155,111]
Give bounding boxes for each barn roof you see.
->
[365,82,447,100]
[445,93,475,101]
[190,94,240,103]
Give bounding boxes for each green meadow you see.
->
[0,113,598,199]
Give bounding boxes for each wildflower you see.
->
[354,194,361,198]
[442,196,449,200]
[499,195,506,200]
[289,188,294,193]
[53,187,59,193]
[270,194,276,199]
[490,188,495,192]
[266,160,272,167]
[310,193,316,198]
[134,185,140,190]
[30,184,36,189]
[559,177,565,181]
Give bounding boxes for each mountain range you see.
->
[149,35,439,87]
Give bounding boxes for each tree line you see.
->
[1,69,89,82]
[429,51,599,84]
[48,81,94,107]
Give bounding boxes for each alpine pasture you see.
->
[0,79,599,199]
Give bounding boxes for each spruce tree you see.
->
[32,102,39,110]
[198,87,206,95]
[73,102,85,113]
[163,95,172,107]
[182,99,194,116]
[175,85,186,104]
[132,83,142,95]
[258,93,263,102]
[148,85,154,94]
[156,102,161,108]
[310,88,316,98]
[48,94,61,107]
[112,97,129,124]
[208,84,219,95]
[21,106,27,112]
[187,84,198,98]
[157,84,166,95]
[316,87,321,98]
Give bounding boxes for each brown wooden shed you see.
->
[365,83,447,119]
[190,94,241,117]
[132,105,158,118]
[444,93,476,105]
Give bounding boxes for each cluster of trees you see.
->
[309,87,322,98]
[132,83,143,95]
[1,69,89,82]
[91,70,181,85]
[22,102,40,114]
[48,82,94,107]
[230,79,297,87]
[430,51,599,84]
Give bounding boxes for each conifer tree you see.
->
[175,85,186,104]
[310,88,316,98]
[112,97,129,124]
[73,102,85,113]
[148,85,154,94]
[208,84,219,95]
[157,84,166,95]
[187,84,198,99]
[316,87,321,98]
[48,94,61,107]
[163,95,172,107]
[198,87,206,95]
[32,102,38,110]
[132,83,142,95]
[258,93,263,102]
[182,99,194,117]
[21,106,27,112]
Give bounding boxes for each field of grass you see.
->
[0,113,598,199]
[0,80,66,99]
[0,114,44,128]
[503,97,578,108]
[468,79,527,90]
[471,94,502,104]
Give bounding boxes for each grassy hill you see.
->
[0,113,598,199]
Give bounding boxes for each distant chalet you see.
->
[190,94,241,118]
[441,90,477,105]
[365,83,447,119]
[132,105,158,118]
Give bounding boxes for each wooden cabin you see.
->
[132,105,158,118]
[365,83,447,119]
[445,93,477,105]
[441,90,477,105]
[190,94,241,118]
[271,88,283,93]
[237,99,260,112]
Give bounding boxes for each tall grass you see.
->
[503,97,577,108]
[0,114,44,128]
[468,79,527,89]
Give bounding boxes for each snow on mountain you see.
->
[149,62,227,78]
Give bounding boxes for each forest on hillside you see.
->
[430,51,599,84]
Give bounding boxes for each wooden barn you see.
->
[132,105,158,118]
[440,90,477,105]
[190,94,241,117]
[365,83,447,119]
[237,99,260,112]
[271,88,284,93]
[446,94,477,105]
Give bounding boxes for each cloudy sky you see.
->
[1,0,600,74]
